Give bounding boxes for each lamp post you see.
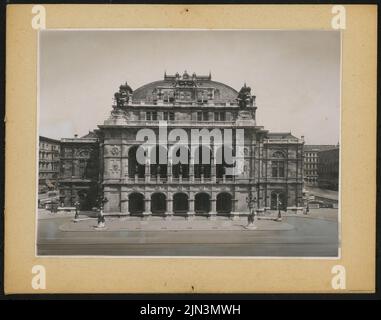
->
[301,191,306,214]
[275,192,282,221]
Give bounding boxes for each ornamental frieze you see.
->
[73,148,92,158]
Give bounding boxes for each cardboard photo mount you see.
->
[5,4,377,293]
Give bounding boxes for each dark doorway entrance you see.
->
[216,192,232,214]
[195,193,210,214]
[151,193,166,215]
[77,190,89,210]
[129,193,145,215]
[173,193,189,214]
[270,191,287,210]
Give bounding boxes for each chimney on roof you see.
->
[74,134,78,138]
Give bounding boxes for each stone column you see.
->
[209,192,217,219]
[143,192,151,217]
[124,157,129,182]
[211,151,216,183]
[145,159,150,183]
[188,191,195,218]
[167,160,172,183]
[210,157,217,183]
[120,192,129,215]
[189,156,195,182]
[166,192,173,219]
[230,195,240,220]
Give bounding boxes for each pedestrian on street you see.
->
[277,200,282,220]
[96,197,108,228]
[247,210,252,225]
[74,200,80,219]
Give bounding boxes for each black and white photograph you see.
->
[37,29,341,257]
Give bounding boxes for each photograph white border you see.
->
[35,28,343,261]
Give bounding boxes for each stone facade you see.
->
[92,71,305,216]
[58,133,100,209]
[38,136,60,192]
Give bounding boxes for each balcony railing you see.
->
[109,120,237,127]
[264,139,302,144]
[129,100,240,107]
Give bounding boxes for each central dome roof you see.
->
[131,72,239,102]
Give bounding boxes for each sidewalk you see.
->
[59,216,294,232]
[263,208,338,222]
[39,208,337,223]
[38,209,96,220]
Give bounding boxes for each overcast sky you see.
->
[39,30,340,145]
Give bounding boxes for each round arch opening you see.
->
[216,192,232,214]
[173,193,189,215]
[195,192,211,214]
[128,192,145,215]
[151,193,167,215]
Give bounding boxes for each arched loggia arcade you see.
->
[195,192,211,215]
[128,192,145,215]
[216,192,232,215]
[173,193,189,215]
[151,193,167,215]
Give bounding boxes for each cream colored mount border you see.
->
[5,5,376,293]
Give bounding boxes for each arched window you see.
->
[149,145,167,179]
[171,145,189,179]
[272,151,285,158]
[194,146,211,179]
[128,146,145,178]
[215,146,235,179]
[271,151,285,178]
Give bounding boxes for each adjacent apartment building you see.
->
[303,145,336,186]
[38,136,60,193]
[318,146,340,191]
